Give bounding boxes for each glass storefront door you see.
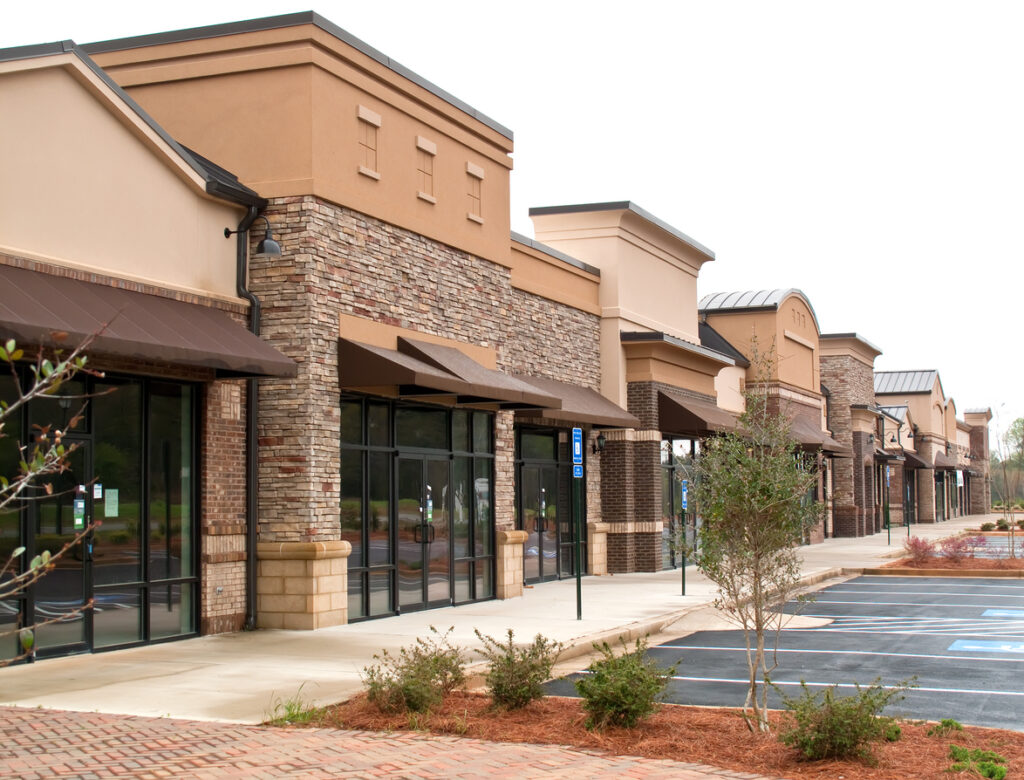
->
[33,441,91,657]
[396,456,451,611]
[520,464,559,582]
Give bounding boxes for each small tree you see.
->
[992,414,1023,558]
[0,336,100,664]
[691,364,820,732]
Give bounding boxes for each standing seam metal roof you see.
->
[879,405,908,422]
[874,370,938,395]
[698,289,818,324]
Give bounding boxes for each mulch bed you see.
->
[302,691,1024,779]
[883,556,1024,570]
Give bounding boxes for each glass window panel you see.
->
[475,559,493,599]
[348,571,365,621]
[368,402,389,447]
[150,582,195,640]
[395,407,447,449]
[0,376,22,579]
[560,543,574,577]
[148,384,193,580]
[339,449,363,570]
[29,379,87,434]
[93,380,142,586]
[368,568,392,616]
[93,587,142,647]
[367,452,390,565]
[454,561,471,603]
[453,458,471,558]
[452,411,470,453]
[339,400,362,445]
[472,412,492,453]
[0,601,20,662]
[474,459,492,557]
[520,431,555,461]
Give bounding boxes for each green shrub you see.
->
[980,522,996,532]
[996,519,1010,531]
[948,745,1007,779]
[362,626,465,714]
[1017,519,1024,531]
[778,678,914,762]
[927,717,963,737]
[474,628,563,710]
[265,684,323,726]
[574,637,676,729]
[883,722,902,742]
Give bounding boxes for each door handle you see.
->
[428,524,436,543]
[413,525,422,544]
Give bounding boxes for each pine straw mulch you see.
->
[882,556,1024,570]
[300,691,1024,779]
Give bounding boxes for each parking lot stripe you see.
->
[948,640,1024,653]
[826,588,1024,598]
[654,644,1024,664]
[668,676,1024,698]
[813,599,1024,608]
[982,609,1024,617]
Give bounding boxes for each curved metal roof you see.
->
[698,289,818,325]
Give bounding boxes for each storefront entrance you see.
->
[396,456,451,611]
[515,428,584,584]
[1,376,198,662]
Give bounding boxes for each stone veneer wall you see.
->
[969,426,992,514]
[819,354,877,538]
[249,196,602,583]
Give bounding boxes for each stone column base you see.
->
[496,529,527,599]
[257,541,351,630]
[587,522,610,575]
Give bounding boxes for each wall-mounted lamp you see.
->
[592,432,607,454]
[225,215,282,257]
[889,433,898,444]
[867,433,875,444]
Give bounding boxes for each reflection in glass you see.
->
[340,400,362,445]
[0,600,19,661]
[476,560,493,599]
[93,380,142,586]
[368,402,389,447]
[367,452,390,565]
[348,573,365,620]
[454,561,471,603]
[339,449,363,569]
[368,568,392,616]
[472,412,492,453]
[148,385,193,581]
[395,407,447,449]
[150,582,194,639]
[93,587,142,647]
[453,458,471,558]
[396,459,423,609]
[474,460,492,557]
[425,459,450,604]
[452,411,470,453]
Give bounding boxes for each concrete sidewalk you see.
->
[0,513,992,724]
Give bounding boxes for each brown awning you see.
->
[902,451,933,469]
[874,447,905,462]
[338,339,472,396]
[337,337,562,409]
[0,264,296,377]
[658,391,738,435]
[513,374,639,428]
[788,414,852,457]
[933,451,958,470]
[397,338,559,408]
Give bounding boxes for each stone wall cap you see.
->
[587,522,611,532]
[257,540,352,560]
[496,529,529,544]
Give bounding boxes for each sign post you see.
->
[572,427,583,621]
[680,479,688,595]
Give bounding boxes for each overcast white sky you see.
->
[5,1,1022,437]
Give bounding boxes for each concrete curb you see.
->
[857,567,1024,578]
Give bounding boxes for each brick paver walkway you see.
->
[0,707,780,779]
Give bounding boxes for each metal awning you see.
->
[337,337,561,409]
[933,452,959,470]
[874,447,905,462]
[902,451,933,469]
[788,414,852,457]
[513,374,639,428]
[658,392,738,435]
[396,338,559,408]
[0,264,296,377]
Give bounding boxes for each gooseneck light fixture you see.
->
[224,214,282,257]
[592,432,607,454]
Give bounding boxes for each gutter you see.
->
[232,205,263,631]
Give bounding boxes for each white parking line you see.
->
[653,644,1024,664]
[823,589,1024,599]
[667,676,1024,697]
[811,599,1024,609]
[847,581,1024,590]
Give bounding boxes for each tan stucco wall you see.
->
[508,241,600,315]
[91,24,514,270]
[0,59,242,300]
[715,365,746,412]
[622,341,720,398]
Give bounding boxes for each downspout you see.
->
[233,205,262,631]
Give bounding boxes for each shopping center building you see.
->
[0,13,991,660]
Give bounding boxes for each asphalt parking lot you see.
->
[549,575,1024,731]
